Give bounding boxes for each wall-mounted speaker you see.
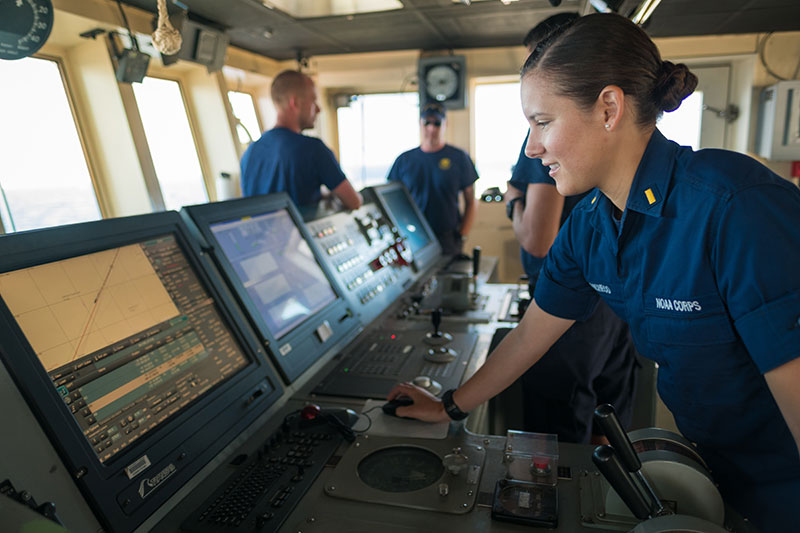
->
[418,55,467,110]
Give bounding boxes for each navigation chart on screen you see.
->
[0,244,178,372]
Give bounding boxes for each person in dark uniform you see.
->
[508,134,639,444]
[240,70,362,210]
[505,12,639,444]
[390,14,800,531]
[386,103,478,255]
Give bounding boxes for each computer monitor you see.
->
[364,183,442,274]
[0,212,282,533]
[181,193,360,383]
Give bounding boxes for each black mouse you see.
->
[382,396,414,417]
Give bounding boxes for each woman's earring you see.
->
[604,124,610,130]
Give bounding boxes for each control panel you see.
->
[306,203,418,326]
[313,312,477,400]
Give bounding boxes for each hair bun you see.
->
[655,61,699,113]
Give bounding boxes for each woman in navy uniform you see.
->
[390,13,800,530]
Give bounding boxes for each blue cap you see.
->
[421,102,446,121]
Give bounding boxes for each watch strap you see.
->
[506,196,524,220]
[442,389,468,421]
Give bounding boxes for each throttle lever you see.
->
[592,445,652,520]
[594,404,668,516]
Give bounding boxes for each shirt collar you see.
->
[585,128,676,217]
[625,128,677,217]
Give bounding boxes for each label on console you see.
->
[124,454,151,479]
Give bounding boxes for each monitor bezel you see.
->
[0,211,283,533]
[363,183,442,273]
[181,193,358,384]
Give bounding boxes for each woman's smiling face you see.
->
[521,72,610,197]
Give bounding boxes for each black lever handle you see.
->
[431,308,442,333]
[472,246,481,279]
[594,403,640,473]
[592,445,651,520]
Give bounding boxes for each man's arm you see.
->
[459,185,476,237]
[332,179,363,210]
[764,356,800,458]
[389,300,574,421]
[509,181,565,258]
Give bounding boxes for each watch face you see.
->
[425,64,459,102]
[0,0,54,60]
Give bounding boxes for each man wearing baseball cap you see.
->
[386,102,478,255]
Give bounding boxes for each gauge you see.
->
[0,0,54,60]
[425,64,459,102]
[357,446,444,492]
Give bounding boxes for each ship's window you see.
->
[132,77,208,210]
[228,91,263,146]
[0,56,102,233]
[473,81,529,197]
[337,92,420,189]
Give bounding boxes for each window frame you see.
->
[0,53,108,234]
[227,89,264,146]
[130,73,214,209]
[469,75,528,197]
[334,89,421,190]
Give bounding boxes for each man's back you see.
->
[240,127,346,207]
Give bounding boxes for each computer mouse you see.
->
[382,396,414,417]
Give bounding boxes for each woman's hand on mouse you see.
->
[387,382,449,422]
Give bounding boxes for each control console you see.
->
[306,203,418,325]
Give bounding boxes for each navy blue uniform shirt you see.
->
[508,132,588,281]
[535,129,800,530]
[240,127,347,206]
[387,145,478,254]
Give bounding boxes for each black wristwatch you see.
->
[506,196,524,221]
[441,389,468,421]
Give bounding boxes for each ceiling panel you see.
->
[121,0,800,61]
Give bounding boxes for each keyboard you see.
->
[181,423,344,531]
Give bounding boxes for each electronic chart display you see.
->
[0,212,282,533]
[209,210,337,340]
[182,193,361,384]
[0,233,252,462]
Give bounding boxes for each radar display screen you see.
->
[0,234,250,463]
[209,209,337,340]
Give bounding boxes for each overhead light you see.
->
[631,0,662,25]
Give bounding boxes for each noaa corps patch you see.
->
[439,157,452,170]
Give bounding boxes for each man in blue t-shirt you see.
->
[240,70,362,210]
[386,103,478,255]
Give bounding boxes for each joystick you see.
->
[424,308,453,346]
[472,246,481,280]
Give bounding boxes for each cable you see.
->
[114,0,139,51]
[353,405,383,434]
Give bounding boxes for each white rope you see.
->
[152,0,182,55]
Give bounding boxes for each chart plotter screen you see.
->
[0,234,250,463]
[209,209,337,340]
